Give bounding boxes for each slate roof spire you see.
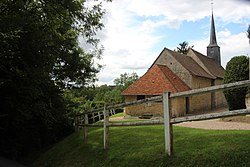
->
[209,12,217,45]
[207,10,221,66]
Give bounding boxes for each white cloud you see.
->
[192,31,250,68]
[220,32,250,67]
[92,0,250,85]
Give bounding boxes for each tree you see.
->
[175,41,194,54]
[0,0,110,159]
[114,72,139,90]
[93,72,139,105]
[247,24,250,44]
[223,56,249,110]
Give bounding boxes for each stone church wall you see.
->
[214,79,228,109]
[188,76,212,113]
[155,50,192,87]
[124,95,187,117]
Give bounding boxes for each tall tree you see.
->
[0,0,110,159]
[175,41,194,54]
[223,56,249,110]
[247,24,250,44]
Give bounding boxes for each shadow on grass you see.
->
[31,126,250,167]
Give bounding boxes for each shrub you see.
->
[223,56,249,110]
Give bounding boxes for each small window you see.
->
[137,95,145,100]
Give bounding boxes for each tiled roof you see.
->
[164,48,216,79]
[188,49,224,79]
[122,64,191,95]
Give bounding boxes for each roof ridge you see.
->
[188,48,224,79]
[157,65,178,92]
[157,64,191,92]
[171,51,215,79]
[190,48,216,61]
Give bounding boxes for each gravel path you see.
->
[110,116,250,130]
[175,119,250,130]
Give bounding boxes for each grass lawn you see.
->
[109,112,124,118]
[30,125,250,167]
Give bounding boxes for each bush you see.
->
[223,56,249,110]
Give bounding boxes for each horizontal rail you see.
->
[171,108,250,124]
[108,120,163,126]
[79,120,163,127]
[171,80,250,98]
[76,80,250,117]
[107,95,162,110]
[79,108,250,126]
[76,95,162,116]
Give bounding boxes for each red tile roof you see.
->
[122,64,191,95]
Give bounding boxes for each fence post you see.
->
[103,105,109,149]
[83,114,88,141]
[98,112,101,120]
[75,116,80,132]
[163,91,173,156]
[92,113,95,123]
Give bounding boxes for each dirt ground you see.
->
[110,115,250,130]
[176,117,250,130]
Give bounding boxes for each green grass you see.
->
[97,112,148,123]
[109,112,124,118]
[30,126,250,167]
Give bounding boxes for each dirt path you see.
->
[110,116,250,130]
[175,119,250,130]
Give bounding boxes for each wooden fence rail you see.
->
[75,79,250,156]
[76,96,162,116]
[76,80,250,117]
[171,79,250,98]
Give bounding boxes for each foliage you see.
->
[114,72,139,90]
[64,72,138,115]
[63,89,93,116]
[223,56,249,110]
[93,86,123,105]
[247,24,250,43]
[31,126,250,167]
[175,41,194,54]
[0,0,110,159]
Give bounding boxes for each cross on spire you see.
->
[211,0,214,13]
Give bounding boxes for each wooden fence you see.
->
[75,80,250,156]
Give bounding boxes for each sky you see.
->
[82,0,250,85]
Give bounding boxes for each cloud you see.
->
[92,0,250,85]
[192,30,250,68]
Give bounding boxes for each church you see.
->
[122,13,228,117]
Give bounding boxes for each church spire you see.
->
[207,8,221,66]
[209,12,217,45]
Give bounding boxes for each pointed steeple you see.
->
[207,12,221,66]
[209,13,217,45]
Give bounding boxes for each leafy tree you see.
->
[223,56,249,110]
[114,72,139,91]
[0,0,110,159]
[65,73,138,116]
[247,24,250,44]
[175,41,194,54]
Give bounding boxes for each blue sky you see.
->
[83,0,250,85]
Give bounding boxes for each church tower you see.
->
[207,12,221,66]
